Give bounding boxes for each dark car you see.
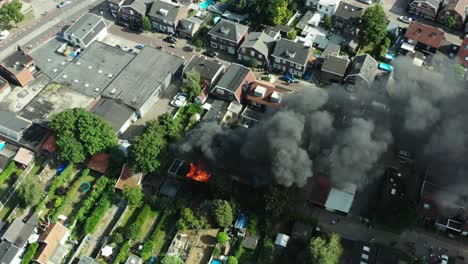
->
[203,50,217,58]
[164,36,177,44]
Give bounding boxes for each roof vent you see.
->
[84,83,89,87]
[285,50,296,58]
[344,5,348,9]
[94,88,100,92]
[220,26,230,35]
[53,68,58,72]
[351,8,355,11]
[88,65,92,69]
[62,74,68,79]
[73,79,79,83]
[108,73,113,78]
[47,59,51,62]
[110,88,117,94]
[159,8,169,16]
[76,61,81,65]
[98,70,103,74]
[61,61,66,65]
[15,61,19,65]
[132,96,138,103]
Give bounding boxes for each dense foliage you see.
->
[83,195,111,234]
[50,108,117,163]
[113,241,131,264]
[181,69,202,100]
[35,164,75,214]
[217,232,229,244]
[17,174,42,208]
[161,255,184,264]
[176,207,206,231]
[0,0,24,27]
[309,233,343,264]
[211,199,234,227]
[358,5,388,47]
[70,176,110,225]
[129,121,167,173]
[123,185,143,208]
[20,242,39,264]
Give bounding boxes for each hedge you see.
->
[83,195,111,235]
[140,211,173,260]
[35,164,75,214]
[69,176,110,225]
[21,242,39,264]
[113,241,131,264]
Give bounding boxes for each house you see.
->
[237,32,275,69]
[458,36,468,67]
[115,163,144,190]
[408,0,441,20]
[117,0,148,30]
[321,55,350,83]
[178,16,204,39]
[108,0,126,17]
[87,153,111,174]
[310,176,357,216]
[344,54,378,89]
[404,22,445,54]
[63,13,107,49]
[245,80,295,110]
[2,215,37,248]
[148,0,188,34]
[271,39,312,77]
[0,47,35,87]
[40,133,57,156]
[305,0,342,17]
[34,223,70,264]
[333,2,364,36]
[208,19,249,55]
[437,0,468,29]
[101,47,184,117]
[91,98,137,136]
[210,63,255,104]
[0,76,10,102]
[183,56,225,104]
[0,111,32,142]
[0,241,21,264]
[13,147,34,168]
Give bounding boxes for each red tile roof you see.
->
[458,37,468,67]
[245,80,295,107]
[87,153,110,174]
[405,22,445,49]
[41,133,57,153]
[115,163,143,190]
[35,223,68,264]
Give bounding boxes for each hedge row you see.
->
[21,242,39,264]
[140,211,173,260]
[69,176,110,225]
[113,241,131,264]
[83,195,111,235]
[35,164,75,214]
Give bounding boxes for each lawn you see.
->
[153,212,178,257]
[61,173,98,218]
[119,206,137,227]
[0,194,18,221]
[139,208,159,241]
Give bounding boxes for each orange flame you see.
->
[186,163,211,182]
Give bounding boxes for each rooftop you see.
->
[148,0,186,22]
[0,241,20,264]
[272,39,311,65]
[347,54,378,83]
[1,48,34,75]
[405,22,445,48]
[55,41,135,98]
[116,163,143,190]
[214,63,251,93]
[101,47,184,111]
[13,147,34,167]
[322,55,350,76]
[203,99,230,123]
[246,80,295,107]
[64,13,106,46]
[87,153,111,174]
[0,111,31,135]
[184,56,225,83]
[239,32,275,59]
[90,98,135,133]
[334,2,364,20]
[30,38,72,80]
[208,19,249,43]
[35,223,69,264]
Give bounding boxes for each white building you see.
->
[63,13,107,49]
[305,0,342,17]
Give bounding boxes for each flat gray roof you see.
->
[30,38,73,79]
[54,41,135,98]
[91,98,135,133]
[102,47,184,111]
[0,111,31,133]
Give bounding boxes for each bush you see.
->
[141,241,155,260]
[194,39,204,48]
[83,195,111,235]
[112,232,123,244]
[114,241,131,264]
[217,232,229,244]
[227,256,238,264]
[123,185,143,208]
[69,176,110,225]
[211,199,234,227]
[35,164,75,214]
[21,242,39,264]
[247,214,258,235]
[213,247,221,258]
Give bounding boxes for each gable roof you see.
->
[334,2,364,20]
[208,19,249,43]
[0,241,20,264]
[148,0,186,22]
[214,63,251,93]
[35,223,68,264]
[321,55,350,76]
[411,0,441,8]
[0,49,34,75]
[64,13,107,46]
[116,163,143,190]
[87,153,111,174]
[184,56,225,83]
[405,22,445,48]
[179,16,204,35]
[13,147,34,167]
[296,11,315,30]
[239,32,275,59]
[272,39,311,65]
[347,54,378,83]
[41,133,57,153]
[122,0,147,15]
[441,0,468,21]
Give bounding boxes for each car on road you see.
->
[398,16,413,24]
[17,90,29,98]
[0,30,9,41]
[164,36,177,44]
[171,93,187,108]
[281,74,298,83]
[135,43,145,49]
[115,44,121,49]
[203,50,217,58]
[57,0,72,8]
[357,0,372,4]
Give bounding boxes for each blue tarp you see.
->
[57,163,68,175]
[0,141,5,151]
[235,213,248,229]
[378,62,393,72]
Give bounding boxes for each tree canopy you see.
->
[309,233,343,264]
[182,69,202,101]
[443,15,457,29]
[176,207,206,231]
[0,0,24,27]
[50,108,117,163]
[123,185,144,208]
[258,238,275,264]
[358,5,388,47]
[211,199,234,227]
[251,0,292,26]
[227,256,238,264]
[17,176,42,208]
[161,256,184,264]
[143,16,152,31]
[217,232,229,244]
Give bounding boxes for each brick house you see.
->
[333,2,364,36]
[183,56,225,104]
[148,0,188,34]
[210,63,255,104]
[437,0,468,29]
[271,39,312,77]
[404,22,445,54]
[458,36,468,67]
[108,0,125,17]
[208,19,249,55]
[245,80,295,110]
[409,0,441,20]
[237,32,275,69]
[0,47,35,87]
[117,0,148,30]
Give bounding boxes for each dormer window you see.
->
[271,91,281,103]
[159,8,168,16]
[254,86,267,97]
[220,26,230,35]
[285,50,296,58]
[429,32,436,38]
[415,29,422,34]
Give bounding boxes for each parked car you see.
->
[357,0,372,4]
[171,92,187,107]
[0,30,9,41]
[398,16,413,24]
[164,36,177,44]
[203,50,217,58]
[121,46,130,52]
[281,74,298,83]
[173,92,187,101]
[115,44,121,49]
[57,0,72,8]
[135,43,145,49]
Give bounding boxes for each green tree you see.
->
[124,223,140,241]
[143,16,152,31]
[107,147,127,178]
[324,16,332,30]
[111,231,123,244]
[377,37,391,59]
[50,108,117,163]
[161,255,184,264]
[443,15,457,29]
[194,39,204,48]
[123,185,143,208]
[272,0,289,25]
[358,5,387,47]
[211,199,234,227]
[234,0,248,10]
[176,207,206,230]
[264,185,297,220]
[287,29,297,40]
[182,69,202,100]
[227,256,238,264]
[0,0,24,27]
[17,176,42,208]
[157,113,181,141]
[129,123,167,173]
[217,231,229,244]
[258,238,275,264]
[310,233,343,264]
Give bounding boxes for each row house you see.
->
[208,19,249,55]
[403,21,445,54]
[245,80,295,111]
[271,39,312,78]
[437,0,468,29]
[237,32,275,69]
[409,0,441,20]
[333,2,364,37]
[210,63,256,104]
[148,0,188,34]
[183,56,225,104]
[108,0,125,17]
[305,0,342,17]
[117,0,147,30]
